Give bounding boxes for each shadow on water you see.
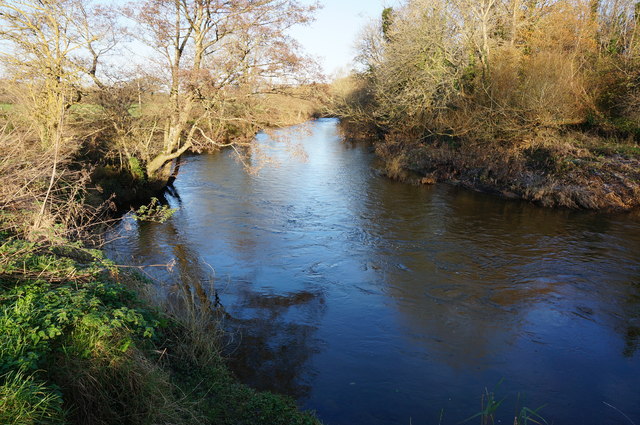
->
[107,118,640,425]
[108,187,326,401]
[224,287,325,399]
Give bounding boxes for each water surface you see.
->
[108,118,640,425]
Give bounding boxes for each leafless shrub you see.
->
[0,122,113,243]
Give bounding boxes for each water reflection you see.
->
[355,181,640,424]
[225,287,325,399]
[107,119,640,425]
[108,191,326,401]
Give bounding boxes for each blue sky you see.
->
[0,0,392,81]
[105,0,394,78]
[289,0,395,77]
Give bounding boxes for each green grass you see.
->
[589,143,640,159]
[68,103,103,115]
[0,370,64,425]
[128,103,143,118]
[1,102,144,116]
[460,381,548,425]
[609,117,640,139]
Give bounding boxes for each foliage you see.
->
[0,0,323,196]
[331,0,640,210]
[0,2,320,423]
[0,4,324,416]
[131,197,176,223]
[0,228,321,424]
[0,279,155,374]
[0,0,119,148]
[124,0,320,180]
[0,232,169,424]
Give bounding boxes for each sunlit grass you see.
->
[0,370,64,425]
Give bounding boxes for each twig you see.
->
[34,99,65,230]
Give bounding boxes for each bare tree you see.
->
[353,18,385,73]
[0,0,119,147]
[129,0,319,180]
[371,0,468,134]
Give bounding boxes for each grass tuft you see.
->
[0,369,65,425]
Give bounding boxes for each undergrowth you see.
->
[0,230,321,424]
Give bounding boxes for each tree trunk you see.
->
[146,141,193,179]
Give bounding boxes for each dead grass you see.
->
[375,129,640,210]
[52,345,204,425]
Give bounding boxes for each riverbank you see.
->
[0,114,322,424]
[370,128,640,211]
[328,0,640,212]
[109,118,640,425]
[0,219,321,424]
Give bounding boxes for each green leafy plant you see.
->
[131,197,176,223]
[460,382,506,425]
[515,406,548,425]
[127,157,146,181]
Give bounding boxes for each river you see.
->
[107,118,640,425]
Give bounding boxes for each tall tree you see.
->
[0,0,118,147]
[130,0,318,179]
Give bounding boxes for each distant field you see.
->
[0,102,143,117]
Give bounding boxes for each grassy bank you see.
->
[0,223,321,425]
[0,1,329,421]
[0,95,321,424]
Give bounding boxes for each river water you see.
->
[107,118,640,425]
